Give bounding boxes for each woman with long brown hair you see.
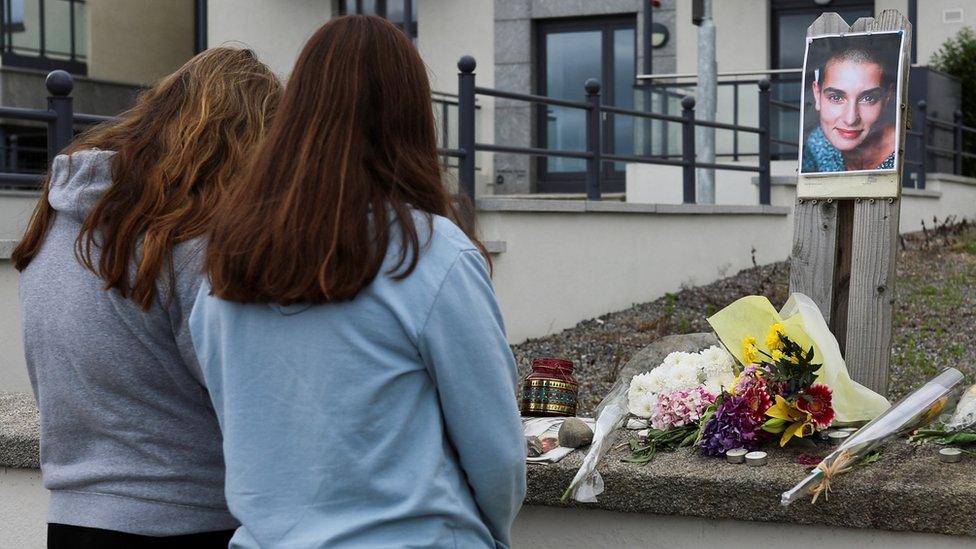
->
[190,16,526,548]
[14,48,281,547]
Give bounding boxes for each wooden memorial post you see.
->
[790,10,912,396]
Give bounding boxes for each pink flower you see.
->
[650,387,716,431]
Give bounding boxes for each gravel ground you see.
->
[513,221,976,414]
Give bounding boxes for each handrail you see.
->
[0,106,57,122]
[600,104,684,124]
[475,142,593,160]
[769,99,800,112]
[474,86,589,110]
[637,68,803,81]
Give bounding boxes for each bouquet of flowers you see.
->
[626,346,736,462]
[697,323,835,456]
[910,383,976,446]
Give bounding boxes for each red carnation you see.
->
[797,384,835,428]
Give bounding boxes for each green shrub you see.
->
[930,27,976,176]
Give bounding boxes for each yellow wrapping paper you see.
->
[707,293,890,423]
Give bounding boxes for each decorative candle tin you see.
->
[520,358,579,417]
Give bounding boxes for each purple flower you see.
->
[698,395,765,456]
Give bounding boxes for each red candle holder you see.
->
[520,358,579,417]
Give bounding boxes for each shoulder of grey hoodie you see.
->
[47,148,210,385]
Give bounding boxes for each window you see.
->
[339,0,417,39]
[0,0,87,74]
[536,16,635,193]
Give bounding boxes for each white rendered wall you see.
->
[3,483,974,548]
[0,468,46,549]
[477,206,792,343]
[206,0,334,78]
[513,505,975,549]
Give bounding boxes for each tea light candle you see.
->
[828,431,851,444]
[939,447,963,463]
[745,451,768,467]
[726,448,748,464]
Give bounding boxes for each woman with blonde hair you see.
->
[191,16,526,548]
[14,47,281,547]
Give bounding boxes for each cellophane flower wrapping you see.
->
[707,293,890,423]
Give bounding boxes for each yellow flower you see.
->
[743,343,760,365]
[765,323,785,351]
[765,395,816,446]
[771,349,785,362]
[743,336,758,347]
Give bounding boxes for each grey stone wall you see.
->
[492,0,677,194]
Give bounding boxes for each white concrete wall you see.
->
[514,505,975,549]
[416,0,495,196]
[88,0,195,86]
[0,468,46,549]
[4,482,975,548]
[477,203,792,343]
[917,1,976,64]
[207,0,334,78]
[626,160,796,205]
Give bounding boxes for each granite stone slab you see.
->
[0,392,39,469]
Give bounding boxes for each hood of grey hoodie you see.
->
[47,149,117,222]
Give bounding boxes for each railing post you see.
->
[757,78,771,206]
[681,95,696,204]
[953,109,963,176]
[45,70,73,160]
[584,78,602,201]
[457,55,477,222]
[916,100,927,190]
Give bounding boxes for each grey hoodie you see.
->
[19,150,238,535]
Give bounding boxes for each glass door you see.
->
[536,17,635,193]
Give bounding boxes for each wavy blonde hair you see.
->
[13,47,282,309]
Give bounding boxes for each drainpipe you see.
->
[696,0,716,203]
[194,0,207,54]
[907,0,917,63]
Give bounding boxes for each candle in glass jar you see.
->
[520,358,579,417]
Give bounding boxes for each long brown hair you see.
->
[205,16,486,305]
[13,47,282,309]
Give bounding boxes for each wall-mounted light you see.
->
[652,22,670,48]
[814,0,833,6]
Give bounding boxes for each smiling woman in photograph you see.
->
[801,36,901,174]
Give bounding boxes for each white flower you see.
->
[628,393,658,419]
[704,372,736,396]
[668,363,700,391]
[701,346,731,367]
[662,352,687,368]
[645,368,667,394]
[628,372,653,399]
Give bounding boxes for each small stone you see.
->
[526,436,544,457]
[558,418,594,448]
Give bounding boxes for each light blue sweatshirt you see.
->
[189,214,526,548]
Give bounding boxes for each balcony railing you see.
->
[0,0,87,74]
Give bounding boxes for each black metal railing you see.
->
[455,55,775,205]
[904,100,976,190]
[641,75,803,162]
[5,65,971,210]
[1,0,87,74]
[0,70,112,188]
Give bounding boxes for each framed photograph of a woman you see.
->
[799,31,906,176]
